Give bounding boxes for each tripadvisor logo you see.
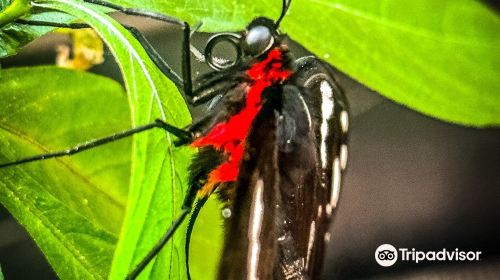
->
[375,244,398,267]
[375,244,482,267]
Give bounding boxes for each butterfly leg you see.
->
[21,2,213,104]
[80,0,199,101]
[125,207,191,280]
[0,119,192,168]
[184,196,208,280]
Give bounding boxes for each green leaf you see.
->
[0,66,130,279]
[31,0,193,279]
[284,0,500,127]
[0,263,4,280]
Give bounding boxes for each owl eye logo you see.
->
[377,250,396,260]
[375,244,398,267]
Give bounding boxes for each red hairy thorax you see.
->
[191,48,292,196]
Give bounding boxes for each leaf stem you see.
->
[0,0,31,28]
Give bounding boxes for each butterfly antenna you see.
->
[275,0,292,28]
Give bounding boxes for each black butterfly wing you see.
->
[218,56,348,279]
[278,56,349,279]
[218,102,282,279]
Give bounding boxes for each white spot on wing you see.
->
[222,208,232,218]
[297,94,312,129]
[320,80,334,169]
[247,179,265,280]
[330,157,342,208]
[305,221,316,270]
[340,110,349,133]
[340,144,348,170]
[324,232,331,243]
[325,204,332,217]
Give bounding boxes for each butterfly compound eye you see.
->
[243,25,274,57]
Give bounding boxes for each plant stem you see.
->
[0,0,31,28]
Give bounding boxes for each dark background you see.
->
[1,14,499,279]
